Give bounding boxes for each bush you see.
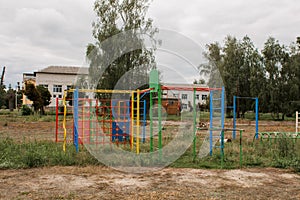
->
[21,105,32,116]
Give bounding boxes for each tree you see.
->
[86,0,157,98]
[240,36,265,115]
[262,37,289,119]
[0,85,6,109]
[24,83,51,114]
[6,88,15,112]
[285,37,300,116]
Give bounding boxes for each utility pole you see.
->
[0,66,5,86]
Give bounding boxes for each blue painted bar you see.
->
[73,87,79,152]
[209,90,214,156]
[255,97,259,139]
[233,96,236,139]
[233,96,259,140]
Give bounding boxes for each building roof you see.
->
[36,66,89,75]
[161,83,209,91]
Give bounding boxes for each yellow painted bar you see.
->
[136,89,140,154]
[130,91,134,150]
[62,90,67,152]
[118,101,125,121]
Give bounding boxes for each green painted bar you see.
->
[158,85,162,159]
[150,90,153,152]
[220,130,224,168]
[193,88,196,160]
[240,130,243,168]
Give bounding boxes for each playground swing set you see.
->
[55,69,300,167]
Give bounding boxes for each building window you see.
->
[53,94,57,98]
[202,95,208,100]
[53,85,62,93]
[58,94,62,98]
[67,85,72,90]
[39,84,48,89]
[182,94,188,100]
[196,94,200,100]
[181,104,187,109]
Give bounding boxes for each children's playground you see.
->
[0,69,300,199]
[0,104,299,199]
[54,70,300,169]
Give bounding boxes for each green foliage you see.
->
[0,135,299,172]
[21,105,32,116]
[6,88,15,111]
[204,36,300,119]
[24,83,51,114]
[0,85,7,109]
[87,0,157,96]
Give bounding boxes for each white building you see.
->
[23,66,88,107]
[162,83,209,111]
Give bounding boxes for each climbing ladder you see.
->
[209,87,225,156]
[130,90,147,154]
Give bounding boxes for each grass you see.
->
[1,135,299,172]
[0,109,299,172]
[0,138,99,169]
[0,109,56,123]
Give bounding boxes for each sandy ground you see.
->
[0,166,299,200]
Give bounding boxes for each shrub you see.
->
[21,105,32,116]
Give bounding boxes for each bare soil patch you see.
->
[0,166,299,199]
[0,117,299,199]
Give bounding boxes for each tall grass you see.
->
[0,137,299,172]
[0,138,99,169]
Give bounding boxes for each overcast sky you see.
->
[0,0,299,88]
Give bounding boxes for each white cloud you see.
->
[0,0,299,87]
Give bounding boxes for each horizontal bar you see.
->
[197,128,245,131]
[235,96,258,100]
[161,85,211,91]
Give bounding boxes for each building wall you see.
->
[36,73,78,106]
[22,74,36,106]
[163,90,209,111]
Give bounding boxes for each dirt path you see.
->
[0,166,299,200]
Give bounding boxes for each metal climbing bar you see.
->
[256,132,300,144]
[62,90,68,152]
[209,87,225,156]
[296,111,299,133]
[233,96,259,139]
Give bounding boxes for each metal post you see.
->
[209,90,213,156]
[255,98,259,139]
[150,90,153,152]
[143,99,146,143]
[62,90,68,152]
[220,130,224,168]
[158,85,162,158]
[221,87,225,130]
[55,97,59,143]
[89,99,93,144]
[233,96,236,139]
[193,88,196,160]
[296,111,299,133]
[131,91,134,150]
[136,89,140,154]
[239,130,243,168]
[74,88,79,152]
